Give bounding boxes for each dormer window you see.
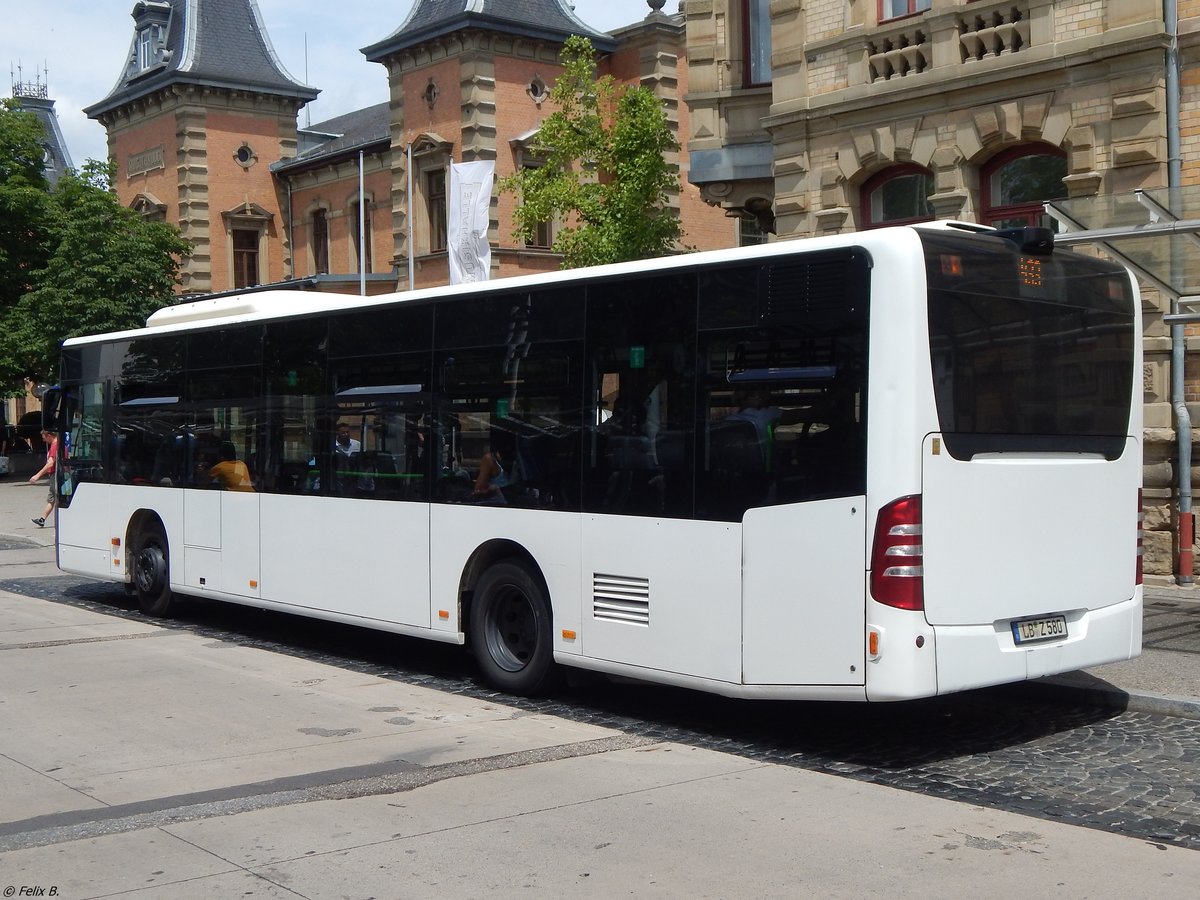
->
[137,24,163,70]
[131,1,172,74]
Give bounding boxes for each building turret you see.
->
[85,0,318,295]
[10,65,74,187]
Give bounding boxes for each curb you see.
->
[0,531,55,550]
[1030,674,1200,722]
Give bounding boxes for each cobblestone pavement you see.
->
[5,574,1200,853]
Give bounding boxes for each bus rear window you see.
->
[922,230,1135,460]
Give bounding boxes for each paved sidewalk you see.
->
[1,471,1198,717]
[1,462,57,549]
[4,585,1197,898]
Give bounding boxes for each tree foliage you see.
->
[0,99,52,314]
[0,136,191,388]
[499,35,684,268]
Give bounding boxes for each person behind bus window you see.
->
[207,441,255,492]
[30,429,59,527]
[474,439,511,504]
[726,387,794,444]
[722,387,809,483]
[334,421,360,456]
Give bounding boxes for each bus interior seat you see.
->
[706,420,771,515]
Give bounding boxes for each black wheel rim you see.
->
[483,587,538,673]
[135,544,165,595]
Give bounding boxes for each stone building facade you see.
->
[683,0,1200,579]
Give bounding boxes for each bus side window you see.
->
[583,273,697,519]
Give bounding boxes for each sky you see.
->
[1,0,677,167]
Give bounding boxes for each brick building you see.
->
[83,0,734,298]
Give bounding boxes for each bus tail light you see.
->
[871,494,924,611]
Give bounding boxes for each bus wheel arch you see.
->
[128,511,176,618]
[462,541,559,696]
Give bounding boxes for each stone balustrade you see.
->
[860,1,1033,85]
[867,30,931,81]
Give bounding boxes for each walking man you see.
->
[30,429,58,527]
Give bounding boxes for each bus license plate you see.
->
[1011,615,1068,645]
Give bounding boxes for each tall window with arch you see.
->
[428,170,448,253]
[520,164,555,249]
[311,209,329,275]
[860,164,935,229]
[980,146,1068,229]
[233,229,260,289]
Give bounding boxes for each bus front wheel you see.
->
[133,526,175,617]
[469,561,558,696]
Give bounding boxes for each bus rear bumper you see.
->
[933,588,1143,696]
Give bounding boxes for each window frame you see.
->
[980,145,1068,229]
[232,228,261,289]
[428,170,448,254]
[522,164,555,250]
[742,0,772,87]
[136,25,160,70]
[860,163,936,230]
[738,217,769,247]
[311,208,329,275]
[410,135,454,257]
[878,0,932,23]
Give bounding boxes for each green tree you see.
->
[499,35,684,268]
[0,99,52,314]
[0,159,191,385]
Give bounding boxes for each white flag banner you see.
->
[448,160,494,284]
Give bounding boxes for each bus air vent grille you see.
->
[592,574,650,626]
[764,258,848,321]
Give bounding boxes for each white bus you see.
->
[52,222,1143,701]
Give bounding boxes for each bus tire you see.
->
[469,560,558,696]
[133,525,175,617]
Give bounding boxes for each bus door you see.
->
[699,310,869,687]
[182,381,262,599]
[730,380,867,686]
[181,486,260,599]
[182,465,260,600]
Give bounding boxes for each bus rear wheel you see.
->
[133,525,175,617]
[470,560,558,696]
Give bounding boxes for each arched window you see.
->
[311,209,329,275]
[980,146,1067,228]
[861,164,934,229]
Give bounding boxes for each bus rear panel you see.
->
[865,227,1141,700]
